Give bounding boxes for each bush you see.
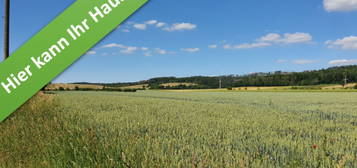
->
[58,87,65,91]
[354,84,357,89]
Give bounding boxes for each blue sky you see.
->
[1,0,357,83]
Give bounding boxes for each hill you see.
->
[82,65,357,89]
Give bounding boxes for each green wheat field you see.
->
[1,91,357,167]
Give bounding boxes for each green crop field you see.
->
[1,91,357,167]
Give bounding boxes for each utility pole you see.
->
[3,0,10,60]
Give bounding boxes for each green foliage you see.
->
[2,91,357,167]
[92,65,357,89]
[14,91,357,167]
[0,94,127,167]
[354,84,357,89]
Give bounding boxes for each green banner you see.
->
[0,0,148,122]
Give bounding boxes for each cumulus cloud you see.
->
[329,59,357,65]
[101,43,151,55]
[324,0,357,12]
[258,33,312,44]
[133,23,147,30]
[162,23,197,31]
[145,20,158,25]
[292,59,317,65]
[280,33,313,44]
[326,36,357,50]
[119,20,196,32]
[259,33,281,42]
[100,43,175,56]
[223,32,312,50]
[181,48,200,53]
[156,22,166,28]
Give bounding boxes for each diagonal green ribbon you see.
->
[0,0,148,122]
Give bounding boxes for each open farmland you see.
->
[1,91,357,167]
[46,83,104,90]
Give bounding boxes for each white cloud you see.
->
[223,32,312,50]
[121,20,196,32]
[181,48,200,53]
[86,51,97,55]
[209,44,218,49]
[326,36,357,50]
[120,46,138,54]
[258,33,312,44]
[102,43,125,48]
[329,59,357,65]
[155,48,167,55]
[292,59,317,65]
[145,20,158,25]
[324,0,357,12]
[133,24,147,30]
[156,22,166,28]
[224,42,271,49]
[101,43,152,55]
[100,43,175,56]
[163,23,197,31]
[280,33,313,44]
[259,33,281,42]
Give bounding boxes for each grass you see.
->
[1,91,357,167]
[0,93,127,167]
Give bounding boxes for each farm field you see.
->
[46,83,104,90]
[1,91,357,167]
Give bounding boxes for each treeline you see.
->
[147,66,357,88]
[73,65,357,89]
[233,66,357,87]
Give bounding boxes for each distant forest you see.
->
[74,65,357,89]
